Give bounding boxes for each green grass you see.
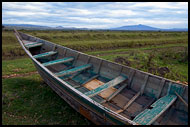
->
[2,58,92,125]
[2,74,91,125]
[2,30,188,59]
[85,43,188,56]
[2,58,36,76]
[98,48,188,82]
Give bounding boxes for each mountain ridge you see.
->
[3,24,188,31]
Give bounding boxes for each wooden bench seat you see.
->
[42,57,74,67]
[55,64,92,77]
[133,94,177,125]
[33,51,57,59]
[25,42,43,48]
[84,75,127,97]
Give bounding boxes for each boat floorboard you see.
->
[103,101,132,119]
[111,94,130,108]
[101,87,155,120]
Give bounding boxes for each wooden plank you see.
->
[24,42,38,46]
[25,42,43,48]
[52,45,57,51]
[73,52,79,66]
[140,75,149,96]
[175,91,188,108]
[131,98,155,118]
[83,79,117,99]
[119,66,123,75]
[84,76,127,97]
[55,64,92,77]
[116,92,140,114]
[33,51,57,59]
[115,73,146,114]
[86,56,91,64]
[42,57,74,67]
[167,82,185,96]
[97,60,102,74]
[106,70,135,102]
[63,48,67,57]
[156,78,165,99]
[81,75,99,86]
[110,94,130,108]
[59,69,82,81]
[133,94,177,125]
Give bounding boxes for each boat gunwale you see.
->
[14,29,137,125]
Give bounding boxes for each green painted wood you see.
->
[42,57,74,67]
[106,71,135,102]
[33,51,57,59]
[55,64,92,77]
[84,75,127,98]
[133,94,177,125]
[167,82,185,96]
[25,42,43,48]
[24,42,38,46]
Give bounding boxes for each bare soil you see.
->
[2,71,38,79]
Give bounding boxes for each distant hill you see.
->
[3,24,188,31]
[161,28,188,31]
[111,24,159,31]
[110,24,188,31]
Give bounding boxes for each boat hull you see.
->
[14,29,188,125]
[32,61,130,125]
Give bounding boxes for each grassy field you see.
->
[2,58,92,125]
[2,29,188,125]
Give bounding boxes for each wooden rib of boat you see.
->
[14,29,188,125]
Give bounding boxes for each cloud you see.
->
[2,2,188,29]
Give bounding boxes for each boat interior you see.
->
[16,31,188,125]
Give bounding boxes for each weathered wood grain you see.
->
[25,42,43,48]
[84,76,127,97]
[175,91,188,108]
[55,64,92,77]
[116,92,141,114]
[106,70,135,102]
[42,57,74,67]
[83,79,117,99]
[140,75,149,96]
[33,51,57,59]
[133,94,177,125]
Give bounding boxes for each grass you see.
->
[2,30,188,59]
[2,29,188,125]
[98,47,188,82]
[2,59,91,125]
[2,58,36,76]
[85,43,188,56]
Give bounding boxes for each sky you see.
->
[2,2,188,29]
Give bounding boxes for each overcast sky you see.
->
[2,2,188,29]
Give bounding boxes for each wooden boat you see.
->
[14,29,188,125]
